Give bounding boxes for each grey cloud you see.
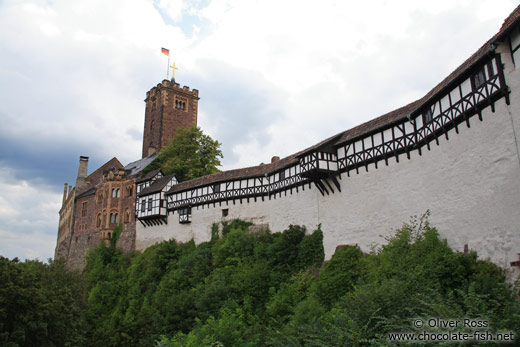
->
[186,60,289,166]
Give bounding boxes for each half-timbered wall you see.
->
[136,175,178,225]
[137,40,520,275]
[136,171,163,195]
[167,164,308,210]
[337,55,508,174]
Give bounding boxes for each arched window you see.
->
[96,213,102,227]
[124,209,130,223]
[103,211,107,226]
[109,210,119,224]
[116,189,120,198]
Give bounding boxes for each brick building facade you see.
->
[56,79,199,271]
[142,79,199,158]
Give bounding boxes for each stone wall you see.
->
[142,80,199,158]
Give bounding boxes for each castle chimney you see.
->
[75,156,89,190]
[62,183,68,205]
[271,156,280,163]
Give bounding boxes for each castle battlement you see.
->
[145,79,199,100]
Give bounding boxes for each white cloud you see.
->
[156,0,185,21]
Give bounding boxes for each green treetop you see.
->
[144,126,223,182]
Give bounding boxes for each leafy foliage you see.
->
[143,126,223,181]
[0,257,87,347]
[3,217,519,346]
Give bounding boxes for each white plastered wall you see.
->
[137,43,520,277]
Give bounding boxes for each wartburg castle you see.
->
[57,6,520,277]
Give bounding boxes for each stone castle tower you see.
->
[142,79,199,158]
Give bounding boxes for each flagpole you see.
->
[167,54,170,80]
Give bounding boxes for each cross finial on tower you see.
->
[170,62,178,80]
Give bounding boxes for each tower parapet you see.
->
[142,79,199,158]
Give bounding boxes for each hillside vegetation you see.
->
[1,218,519,346]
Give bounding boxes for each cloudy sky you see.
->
[0,0,517,261]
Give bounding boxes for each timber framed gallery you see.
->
[136,6,520,276]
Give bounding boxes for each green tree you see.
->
[144,126,223,182]
[0,257,87,347]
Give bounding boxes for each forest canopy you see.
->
[1,218,519,346]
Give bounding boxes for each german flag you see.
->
[161,47,170,56]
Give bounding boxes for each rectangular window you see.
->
[423,108,433,124]
[148,198,152,211]
[472,67,486,90]
[213,184,220,193]
[179,207,192,224]
[81,202,87,217]
[141,199,146,212]
[279,170,285,180]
